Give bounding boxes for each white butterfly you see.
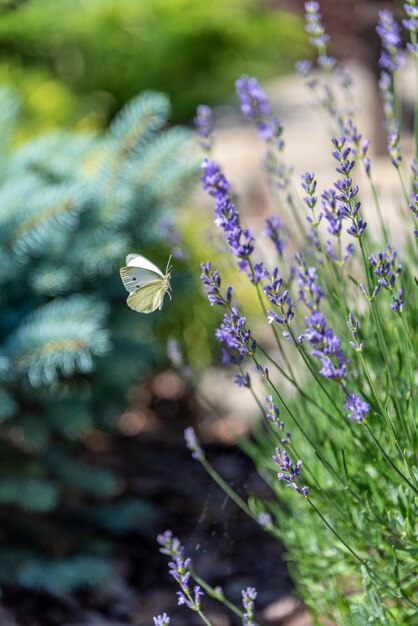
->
[119,253,172,313]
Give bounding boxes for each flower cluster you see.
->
[404,2,418,55]
[235,75,284,149]
[200,260,232,306]
[184,427,205,461]
[194,104,213,152]
[242,587,258,626]
[408,191,418,238]
[273,448,309,497]
[347,312,365,352]
[263,267,295,326]
[296,255,324,310]
[201,159,255,276]
[215,307,256,365]
[302,310,348,381]
[157,530,204,612]
[265,395,282,427]
[304,1,329,49]
[369,245,402,292]
[153,614,170,626]
[302,171,321,226]
[264,215,285,254]
[376,9,404,72]
[344,118,371,175]
[321,188,343,235]
[343,393,370,423]
[331,136,367,238]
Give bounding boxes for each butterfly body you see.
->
[120,254,171,313]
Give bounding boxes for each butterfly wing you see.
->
[120,266,162,293]
[126,280,166,313]
[126,254,164,277]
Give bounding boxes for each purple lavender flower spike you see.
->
[296,256,324,310]
[302,309,349,381]
[404,3,418,54]
[153,614,171,626]
[369,245,402,293]
[404,3,418,33]
[301,171,318,212]
[215,307,256,365]
[409,192,418,237]
[201,159,230,199]
[273,448,309,496]
[344,393,370,422]
[257,512,273,528]
[304,1,330,48]
[265,395,282,426]
[235,372,250,387]
[379,71,396,123]
[321,188,343,235]
[391,288,404,314]
[295,59,313,78]
[235,75,271,120]
[184,427,204,461]
[347,312,365,351]
[376,10,404,72]
[235,75,284,149]
[242,586,258,626]
[344,118,372,175]
[200,261,232,306]
[177,585,204,610]
[157,530,184,557]
[387,127,402,167]
[194,104,213,152]
[264,267,295,325]
[200,159,255,278]
[264,216,286,253]
[158,531,205,613]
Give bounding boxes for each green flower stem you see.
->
[257,344,340,426]
[306,498,416,609]
[259,362,365,503]
[284,324,352,428]
[199,457,256,524]
[286,181,308,240]
[364,424,418,496]
[366,170,389,243]
[358,238,411,438]
[190,567,251,623]
[357,352,417,491]
[195,608,215,626]
[249,262,298,381]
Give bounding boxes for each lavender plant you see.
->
[156,3,418,624]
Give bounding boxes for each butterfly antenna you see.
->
[166,255,172,275]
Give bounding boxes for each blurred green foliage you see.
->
[0,0,307,134]
[0,85,199,591]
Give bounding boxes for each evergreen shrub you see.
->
[0,86,196,592]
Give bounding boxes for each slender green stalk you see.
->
[306,499,417,609]
[260,363,366,503]
[364,424,418,495]
[190,568,254,625]
[367,171,389,243]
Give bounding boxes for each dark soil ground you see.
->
[1,373,304,626]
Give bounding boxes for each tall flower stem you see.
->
[257,345,339,425]
[364,424,418,495]
[259,362,365,503]
[306,499,416,609]
[189,568,255,625]
[357,353,417,490]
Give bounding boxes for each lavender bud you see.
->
[184,427,204,461]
